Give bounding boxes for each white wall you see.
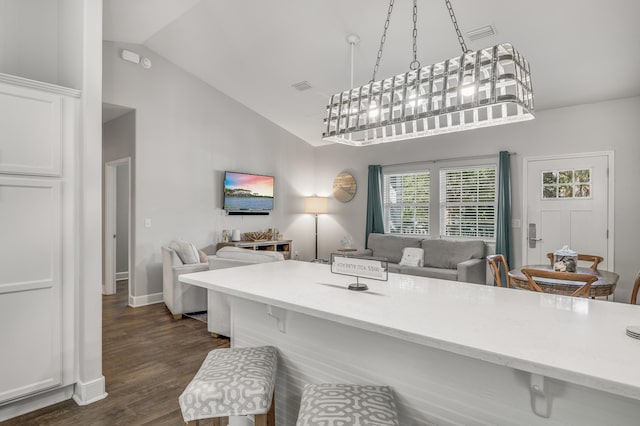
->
[57,0,83,89]
[102,109,135,162]
[102,41,316,297]
[0,0,58,82]
[0,0,82,89]
[314,96,640,302]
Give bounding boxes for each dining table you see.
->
[508,264,619,297]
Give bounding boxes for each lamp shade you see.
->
[304,196,328,214]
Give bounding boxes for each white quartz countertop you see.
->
[180,260,640,400]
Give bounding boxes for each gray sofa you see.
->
[351,233,486,284]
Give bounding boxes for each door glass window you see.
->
[542,169,591,199]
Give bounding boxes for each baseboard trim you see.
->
[0,385,74,422]
[72,376,107,406]
[115,272,128,281]
[129,292,163,307]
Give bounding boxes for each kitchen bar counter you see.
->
[181,260,640,425]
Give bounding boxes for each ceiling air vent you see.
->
[466,25,496,41]
[292,81,312,91]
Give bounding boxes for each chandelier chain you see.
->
[371,0,395,82]
[370,0,470,80]
[444,0,471,54]
[410,0,420,70]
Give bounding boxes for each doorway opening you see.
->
[104,158,131,296]
[102,104,135,304]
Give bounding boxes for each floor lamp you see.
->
[304,196,328,260]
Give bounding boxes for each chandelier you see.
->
[322,0,534,146]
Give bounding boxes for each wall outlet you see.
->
[512,219,521,228]
[144,218,152,228]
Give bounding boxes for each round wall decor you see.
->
[333,172,357,203]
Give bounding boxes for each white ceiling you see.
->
[103,0,640,146]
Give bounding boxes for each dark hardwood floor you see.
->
[4,281,229,425]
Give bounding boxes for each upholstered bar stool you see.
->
[179,346,277,426]
[296,384,400,426]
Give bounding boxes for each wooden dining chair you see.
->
[487,254,510,288]
[545,252,604,271]
[521,268,598,298]
[631,272,640,305]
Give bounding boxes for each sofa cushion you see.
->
[169,240,201,264]
[399,247,424,267]
[422,240,485,269]
[399,265,459,281]
[367,233,421,264]
[216,246,284,262]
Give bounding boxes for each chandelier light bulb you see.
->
[406,93,417,109]
[368,100,379,118]
[461,86,475,97]
[460,75,475,97]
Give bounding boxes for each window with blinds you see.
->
[439,166,497,239]
[383,172,430,235]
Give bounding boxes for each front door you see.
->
[524,153,611,269]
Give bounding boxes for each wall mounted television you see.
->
[223,171,274,215]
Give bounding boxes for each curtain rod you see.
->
[382,152,516,168]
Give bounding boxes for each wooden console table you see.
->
[216,240,292,260]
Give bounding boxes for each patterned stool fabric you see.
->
[179,346,277,422]
[296,384,400,426]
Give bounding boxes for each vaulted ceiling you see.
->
[104,0,640,146]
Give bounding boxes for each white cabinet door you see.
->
[0,177,62,403]
[0,83,62,176]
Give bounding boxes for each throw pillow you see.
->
[399,247,424,267]
[169,240,200,264]
[198,250,208,263]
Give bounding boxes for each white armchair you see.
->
[207,247,284,337]
[161,242,215,319]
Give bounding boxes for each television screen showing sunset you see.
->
[224,172,274,211]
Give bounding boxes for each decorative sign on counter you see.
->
[331,254,388,291]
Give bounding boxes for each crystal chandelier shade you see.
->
[322,43,534,146]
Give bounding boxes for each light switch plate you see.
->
[512,219,521,228]
[144,218,152,228]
